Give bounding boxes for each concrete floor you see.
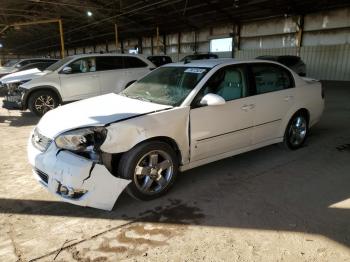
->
[0,82,349,262]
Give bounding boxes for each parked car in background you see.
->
[28,59,324,210]
[180,53,218,62]
[18,54,155,116]
[256,55,306,76]
[1,60,59,108]
[147,55,172,67]
[0,58,58,78]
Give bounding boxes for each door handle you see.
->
[241,104,255,111]
[241,105,250,111]
[284,95,294,101]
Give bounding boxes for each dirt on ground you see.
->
[0,82,350,261]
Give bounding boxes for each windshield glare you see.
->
[121,66,209,106]
[45,57,73,71]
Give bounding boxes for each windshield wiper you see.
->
[128,95,152,103]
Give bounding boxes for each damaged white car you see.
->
[28,59,324,210]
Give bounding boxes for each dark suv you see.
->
[147,55,172,67]
[180,53,218,62]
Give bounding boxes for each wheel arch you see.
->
[110,136,183,172]
[23,86,62,109]
[280,107,310,137]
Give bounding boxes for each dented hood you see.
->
[0,68,45,84]
[37,93,172,138]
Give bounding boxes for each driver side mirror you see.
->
[61,66,72,74]
[199,93,226,106]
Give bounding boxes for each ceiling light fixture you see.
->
[86,11,93,17]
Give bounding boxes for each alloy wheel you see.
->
[134,150,174,195]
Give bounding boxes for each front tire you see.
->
[118,141,179,200]
[284,112,309,150]
[28,90,59,116]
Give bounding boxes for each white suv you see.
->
[19,54,155,116]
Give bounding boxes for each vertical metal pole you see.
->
[163,34,166,55]
[114,23,119,53]
[296,15,304,57]
[177,32,181,61]
[58,19,65,58]
[138,37,143,54]
[151,36,154,55]
[156,26,160,54]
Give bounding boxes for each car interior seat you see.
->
[217,69,243,101]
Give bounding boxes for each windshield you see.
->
[45,57,73,71]
[3,59,19,67]
[121,66,209,106]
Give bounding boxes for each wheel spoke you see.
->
[38,96,46,103]
[46,96,53,103]
[141,176,153,191]
[149,153,159,167]
[156,175,167,188]
[156,160,171,171]
[135,166,151,176]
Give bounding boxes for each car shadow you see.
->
[0,111,39,126]
[0,140,349,248]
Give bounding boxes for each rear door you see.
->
[249,63,296,144]
[123,56,151,89]
[59,56,100,101]
[96,56,126,94]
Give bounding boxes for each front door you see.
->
[190,65,256,162]
[59,57,100,101]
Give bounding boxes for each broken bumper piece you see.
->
[27,136,130,211]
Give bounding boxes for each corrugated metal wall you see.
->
[5,8,349,81]
[236,45,350,81]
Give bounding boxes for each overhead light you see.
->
[0,43,3,48]
[86,11,93,17]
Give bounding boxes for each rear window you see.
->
[124,57,148,68]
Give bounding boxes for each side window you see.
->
[251,64,293,95]
[68,57,96,74]
[124,57,147,68]
[199,66,247,102]
[15,60,31,68]
[96,56,124,71]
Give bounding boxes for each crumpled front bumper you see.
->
[27,133,130,211]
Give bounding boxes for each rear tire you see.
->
[118,141,179,200]
[28,90,59,117]
[283,112,309,150]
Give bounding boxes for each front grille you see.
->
[32,128,52,152]
[35,168,48,184]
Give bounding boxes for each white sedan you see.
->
[27,59,324,210]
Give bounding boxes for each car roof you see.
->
[66,53,146,59]
[168,58,273,68]
[19,58,57,61]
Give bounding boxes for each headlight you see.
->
[55,127,107,152]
